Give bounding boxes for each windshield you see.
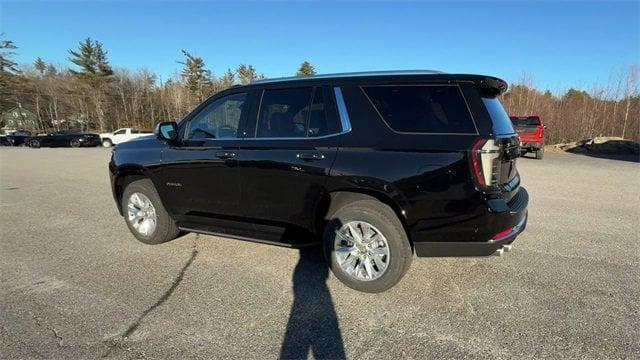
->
[510,117,540,127]
[482,97,515,135]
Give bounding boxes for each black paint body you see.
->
[28,131,101,147]
[110,73,528,256]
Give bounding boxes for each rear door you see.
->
[236,86,341,241]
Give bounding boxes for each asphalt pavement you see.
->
[1,148,638,359]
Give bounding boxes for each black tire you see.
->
[323,199,413,293]
[102,139,112,148]
[29,140,40,148]
[535,147,544,160]
[121,178,179,245]
[70,139,81,148]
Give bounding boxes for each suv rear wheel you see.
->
[122,178,179,244]
[535,147,544,160]
[323,200,412,293]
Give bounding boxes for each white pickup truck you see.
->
[99,128,153,147]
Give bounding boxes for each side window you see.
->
[308,89,329,137]
[188,93,247,139]
[113,129,126,135]
[363,85,476,134]
[256,87,312,138]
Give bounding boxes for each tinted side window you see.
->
[114,129,126,135]
[256,87,312,138]
[308,89,329,137]
[484,97,515,135]
[188,93,246,139]
[363,85,476,134]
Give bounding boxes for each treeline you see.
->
[501,71,639,143]
[1,35,638,142]
[0,37,317,132]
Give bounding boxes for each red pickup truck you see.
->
[510,115,545,159]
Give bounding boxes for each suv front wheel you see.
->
[323,200,413,293]
[122,178,179,244]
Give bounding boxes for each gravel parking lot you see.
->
[1,148,638,359]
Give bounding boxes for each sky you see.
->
[1,1,638,93]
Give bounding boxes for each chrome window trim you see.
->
[242,132,347,141]
[333,87,352,133]
[251,70,445,85]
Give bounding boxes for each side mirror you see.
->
[154,121,178,142]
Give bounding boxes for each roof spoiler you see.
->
[456,75,508,97]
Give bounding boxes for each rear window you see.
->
[482,97,515,135]
[363,85,476,134]
[510,116,540,127]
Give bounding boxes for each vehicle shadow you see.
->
[279,246,346,360]
[564,146,639,163]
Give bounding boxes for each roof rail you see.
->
[250,70,445,84]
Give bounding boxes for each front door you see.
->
[159,92,249,221]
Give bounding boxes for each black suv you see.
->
[109,71,528,292]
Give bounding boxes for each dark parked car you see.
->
[0,130,32,146]
[28,131,101,148]
[109,71,528,292]
[510,115,546,159]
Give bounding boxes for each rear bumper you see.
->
[520,141,543,151]
[414,187,529,257]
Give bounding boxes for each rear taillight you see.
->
[470,138,501,187]
[492,227,513,241]
[470,138,487,185]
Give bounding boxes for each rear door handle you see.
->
[215,151,236,159]
[296,153,325,161]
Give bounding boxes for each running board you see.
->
[178,227,321,249]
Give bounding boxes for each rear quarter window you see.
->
[362,85,477,134]
[483,98,515,135]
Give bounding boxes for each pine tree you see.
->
[94,42,113,77]
[296,61,316,76]
[68,38,114,131]
[34,57,47,75]
[178,50,212,101]
[237,64,263,84]
[69,38,113,85]
[220,68,236,89]
[0,34,19,74]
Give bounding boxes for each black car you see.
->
[0,130,32,146]
[109,71,528,292]
[28,131,101,148]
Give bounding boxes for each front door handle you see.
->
[215,151,236,159]
[296,153,325,161]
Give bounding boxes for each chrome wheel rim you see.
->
[334,221,390,281]
[127,192,157,236]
